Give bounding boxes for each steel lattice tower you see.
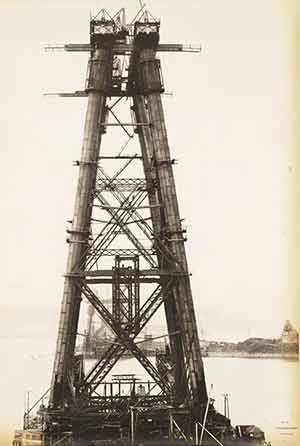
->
[13,8,269,446]
[45,6,213,443]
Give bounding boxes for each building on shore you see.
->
[281,320,299,344]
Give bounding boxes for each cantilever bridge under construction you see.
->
[13,6,268,446]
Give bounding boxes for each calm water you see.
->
[0,338,299,446]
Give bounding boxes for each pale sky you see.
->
[0,0,299,341]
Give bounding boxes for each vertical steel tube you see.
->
[133,94,189,403]
[50,47,113,407]
[130,407,135,446]
[169,411,174,439]
[135,48,207,411]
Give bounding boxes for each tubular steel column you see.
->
[135,48,208,412]
[133,95,189,404]
[50,47,113,408]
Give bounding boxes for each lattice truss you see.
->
[49,7,207,417]
[71,96,177,404]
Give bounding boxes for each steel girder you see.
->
[78,279,175,397]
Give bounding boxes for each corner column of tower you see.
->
[136,48,208,411]
[49,47,112,408]
[133,94,189,404]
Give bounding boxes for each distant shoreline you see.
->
[205,351,299,360]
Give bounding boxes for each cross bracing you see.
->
[44,6,208,441]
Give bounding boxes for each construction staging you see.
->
[13,7,268,446]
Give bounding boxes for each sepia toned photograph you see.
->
[0,1,299,446]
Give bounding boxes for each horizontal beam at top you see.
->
[44,91,174,98]
[100,123,149,126]
[85,278,159,284]
[65,270,189,279]
[86,269,160,277]
[44,91,88,97]
[98,156,142,160]
[80,269,188,277]
[45,43,201,53]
